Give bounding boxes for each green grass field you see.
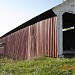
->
[0,56,75,75]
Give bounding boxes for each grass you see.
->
[0,56,75,75]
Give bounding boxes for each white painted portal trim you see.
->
[52,0,75,57]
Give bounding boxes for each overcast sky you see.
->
[0,0,63,37]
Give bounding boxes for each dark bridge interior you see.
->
[63,12,75,57]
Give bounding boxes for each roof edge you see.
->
[1,9,56,38]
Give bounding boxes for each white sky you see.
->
[0,0,63,37]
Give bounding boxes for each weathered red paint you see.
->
[0,17,58,60]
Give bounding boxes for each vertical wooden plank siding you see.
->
[0,48,4,55]
[0,16,58,60]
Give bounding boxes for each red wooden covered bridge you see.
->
[0,0,75,60]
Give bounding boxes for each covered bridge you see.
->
[0,0,75,60]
